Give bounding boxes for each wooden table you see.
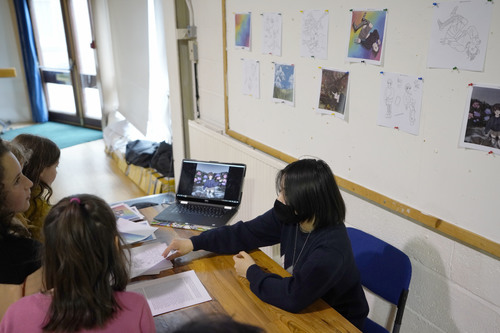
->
[135,206,361,333]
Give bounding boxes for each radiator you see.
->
[188,120,287,260]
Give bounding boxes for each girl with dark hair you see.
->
[12,134,60,241]
[163,159,368,330]
[0,194,155,332]
[0,139,42,320]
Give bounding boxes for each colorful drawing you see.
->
[235,13,251,49]
[347,9,387,65]
[460,84,500,155]
[317,68,349,119]
[272,63,295,105]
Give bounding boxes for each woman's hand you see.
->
[162,238,194,260]
[233,251,256,278]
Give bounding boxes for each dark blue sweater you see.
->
[190,208,368,330]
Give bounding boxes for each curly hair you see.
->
[12,134,60,219]
[0,139,31,239]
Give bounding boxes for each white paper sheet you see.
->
[127,270,212,316]
[129,242,172,278]
[117,218,157,244]
[300,9,329,59]
[262,12,282,56]
[241,58,260,98]
[377,71,423,136]
[427,1,492,72]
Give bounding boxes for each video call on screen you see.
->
[177,161,245,204]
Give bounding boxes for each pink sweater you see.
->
[0,291,155,332]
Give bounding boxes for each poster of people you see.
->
[459,84,500,155]
[346,9,387,65]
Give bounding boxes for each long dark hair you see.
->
[12,134,60,217]
[0,139,30,239]
[42,194,129,332]
[275,159,346,229]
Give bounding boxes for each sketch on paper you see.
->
[317,68,349,120]
[347,9,387,65]
[427,1,492,71]
[235,12,251,50]
[300,9,329,59]
[262,12,282,56]
[241,59,260,98]
[272,63,295,106]
[459,84,500,155]
[377,72,423,136]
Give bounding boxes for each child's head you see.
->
[42,194,129,331]
[3,139,32,167]
[493,103,500,117]
[12,134,60,202]
[12,134,60,187]
[0,139,33,238]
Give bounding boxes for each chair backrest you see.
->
[347,227,412,333]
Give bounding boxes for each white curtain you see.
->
[147,0,171,142]
[89,0,171,142]
[89,0,119,128]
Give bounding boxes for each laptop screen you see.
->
[176,159,246,207]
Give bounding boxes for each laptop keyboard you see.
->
[172,204,227,218]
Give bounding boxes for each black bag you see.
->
[125,140,159,168]
[151,141,174,177]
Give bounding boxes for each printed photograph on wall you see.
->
[300,9,329,60]
[427,1,492,72]
[346,9,387,65]
[235,12,251,50]
[459,84,500,155]
[272,63,295,106]
[241,58,260,98]
[262,12,282,56]
[377,72,424,136]
[316,68,349,119]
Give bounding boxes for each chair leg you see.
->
[392,289,409,333]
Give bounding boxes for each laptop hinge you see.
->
[224,206,233,210]
[180,201,189,204]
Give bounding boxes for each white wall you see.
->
[187,0,500,332]
[190,0,225,127]
[0,1,31,123]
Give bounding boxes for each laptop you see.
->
[153,159,246,229]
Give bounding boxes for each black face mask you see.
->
[274,199,302,225]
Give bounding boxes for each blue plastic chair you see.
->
[347,227,412,333]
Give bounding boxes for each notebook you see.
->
[153,159,246,229]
